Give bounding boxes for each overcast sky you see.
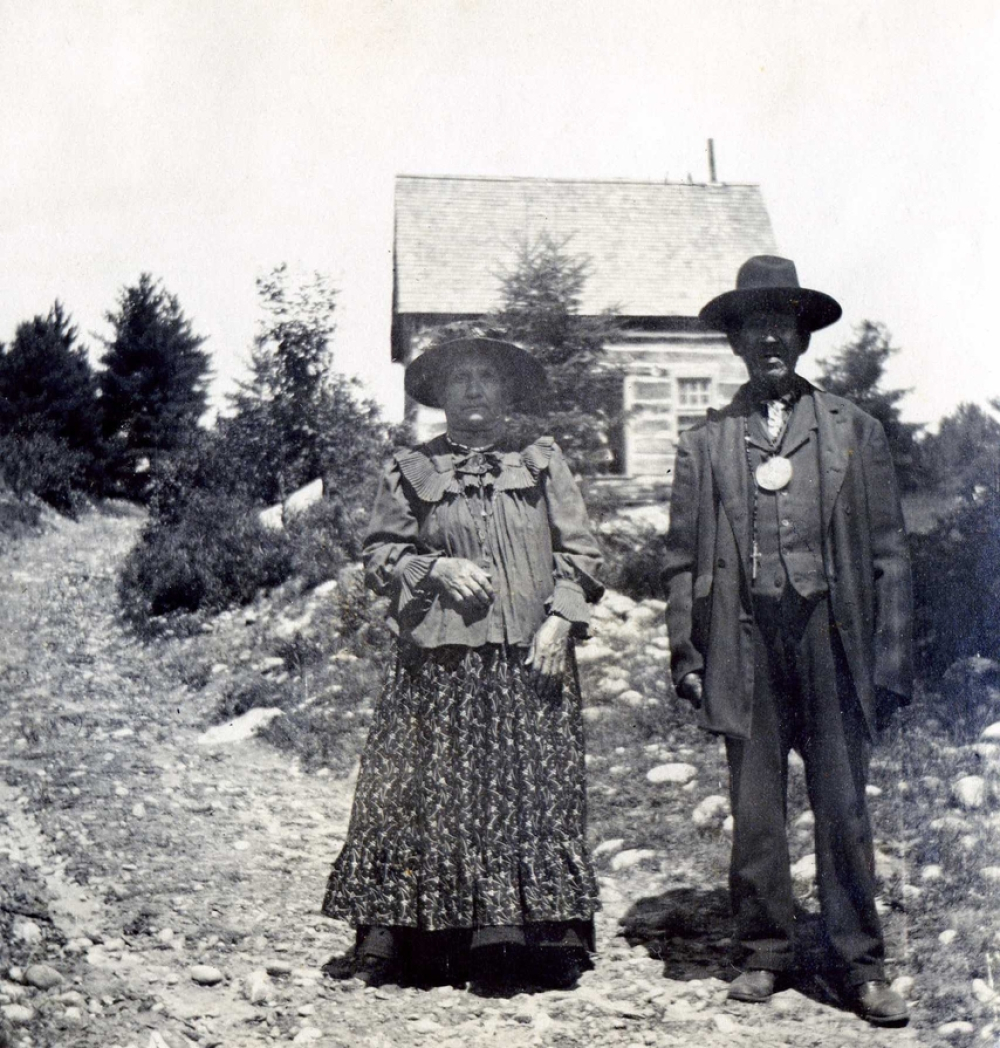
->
[2,0,997,428]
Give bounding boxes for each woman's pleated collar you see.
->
[395,434,557,502]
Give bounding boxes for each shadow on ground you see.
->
[620,885,853,1013]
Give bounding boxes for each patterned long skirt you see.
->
[322,644,600,940]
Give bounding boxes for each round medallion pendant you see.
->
[755,455,793,491]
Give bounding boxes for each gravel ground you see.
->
[0,508,929,1047]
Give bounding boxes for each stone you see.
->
[972,978,996,1004]
[626,605,662,629]
[953,775,987,809]
[980,866,1000,883]
[244,970,271,1005]
[937,1021,975,1039]
[593,838,625,857]
[617,690,645,708]
[11,919,42,945]
[292,1028,324,1043]
[611,849,658,872]
[576,642,614,665]
[265,960,293,976]
[866,784,883,797]
[982,722,1000,741]
[692,795,730,828]
[921,864,944,882]
[890,975,915,998]
[791,853,816,884]
[1,1004,34,1024]
[601,591,639,617]
[646,763,697,785]
[712,1013,738,1034]
[411,1018,443,1034]
[794,810,815,828]
[196,707,284,746]
[190,965,224,986]
[600,678,631,699]
[24,964,63,990]
[939,929,958,945]
[582,706,615,724]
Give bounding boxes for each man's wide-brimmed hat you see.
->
[404,337,549,409]
[699,255,842,334]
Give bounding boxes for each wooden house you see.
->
[392,173,778,500]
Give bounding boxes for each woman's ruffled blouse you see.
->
[363,434,604,648]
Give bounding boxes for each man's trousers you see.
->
[724,592,885,985]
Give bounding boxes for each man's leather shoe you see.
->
[727,970,776,1002]
[849,981,909,1026]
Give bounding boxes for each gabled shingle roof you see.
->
[394,175,777,318]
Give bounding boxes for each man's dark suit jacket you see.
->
[663,382,913,740]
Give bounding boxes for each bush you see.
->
[285,496,371,590]
[600,526,668,601]
[119,491,293,625]
[911,487,1000,677]
[0,433,87,514]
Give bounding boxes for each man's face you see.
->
[730,309,806,393]
[440,353,507,432]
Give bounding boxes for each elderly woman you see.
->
[322,337,604,989]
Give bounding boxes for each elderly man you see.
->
[663,256,912,1026]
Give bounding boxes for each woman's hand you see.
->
[427,557,494,610]
[525,614,572,698]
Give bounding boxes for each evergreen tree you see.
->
[816,320,922,490]
[426,235,623,474]
[99,274,211,492]
[919,400,1000,499]
[0,302,102,450]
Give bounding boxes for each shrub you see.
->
[0,433,87,514]
[911,487,1000,676]
[285,496,371,590]
[119,490,293,624]
[600,526,668,601]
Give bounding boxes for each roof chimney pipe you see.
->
[707,138,718,183]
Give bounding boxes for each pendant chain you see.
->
[744,408,789,582]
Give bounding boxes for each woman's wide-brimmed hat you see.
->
[404,337,549,409]
[699,255,842,334]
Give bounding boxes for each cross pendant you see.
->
[751,540,761,581]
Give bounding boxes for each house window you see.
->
[677,377,712,407]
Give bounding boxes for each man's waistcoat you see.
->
[746,393,828,601]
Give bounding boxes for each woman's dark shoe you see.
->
[525,948,589,990]
[727,969,776,1002]
[355,954,396,988]
[848,981,909,1027]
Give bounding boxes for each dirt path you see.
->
[0,509,928,1047]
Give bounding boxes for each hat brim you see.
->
[699,287,842,334]
[405,338,549,410]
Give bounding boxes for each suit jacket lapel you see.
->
[707,390,753,573]
[812,388,851,534]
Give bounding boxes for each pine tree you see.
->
[99,274,211,492]
[816,320,922,490]
[0,301,104,494]
[425,235,623,474]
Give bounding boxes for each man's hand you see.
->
[677,671,704,709]
[427,557,494,610]
[525,614,572,699]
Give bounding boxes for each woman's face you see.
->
[440,353,507,433]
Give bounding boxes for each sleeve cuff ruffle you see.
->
[549,578,592,635]
[395,553,442,627]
